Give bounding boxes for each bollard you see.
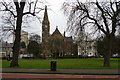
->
[51,61,56,71]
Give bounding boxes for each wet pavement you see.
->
[1,68,120,80]
[1,68,120,75]
[1,73,119,80]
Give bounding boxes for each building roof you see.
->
[2,42,13,47]
[51,27,64,38]
[50,27,73,43]
[65,37,73,42]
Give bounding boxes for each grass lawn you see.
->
[1,58,119,69]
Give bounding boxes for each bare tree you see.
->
[63,0,120,67]
[0,0,45,67]
[29,34,41,43]
[118,26,120,35]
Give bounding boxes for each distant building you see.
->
[0,41,13,58]
[74,37,97,57]
[0,41,33,59]
[41,6,78,58]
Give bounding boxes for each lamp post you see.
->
[5,41,8,56]
[6,41,10,61]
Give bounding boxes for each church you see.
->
[41,6,78,58]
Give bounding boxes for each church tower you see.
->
[42,6,50,42]
[42,6,51,58]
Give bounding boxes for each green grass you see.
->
[1,58,120,69]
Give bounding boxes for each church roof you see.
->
[2,42,13,47]
[65,37,73,42]
[51,27,64,38]
[50,27,73,42]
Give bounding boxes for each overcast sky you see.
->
[23,0,67,36]
[2,0,118,43]
[1,0,68,43]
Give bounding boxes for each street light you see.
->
[6,41,10,61]
[5,41,7,56]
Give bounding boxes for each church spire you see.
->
[42,5,49,24]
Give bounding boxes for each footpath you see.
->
[1,68,120,75]
[1,73,119,80]
[1,68,119,80]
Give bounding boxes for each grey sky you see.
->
[23,0,67,36]
[2,0,118,42]
[1,0,68,43]
[26,0,119,36]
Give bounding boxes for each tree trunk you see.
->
[10,11,23,67]
[10,35,20,67]
[103,35,112,67]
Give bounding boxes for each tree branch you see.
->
[111,2,120,36]
[33,0,38,13]
[13,0,19,13]
[110,1,115,14]
[22,12,35,16]
[76,0,107,35]
[96,2,110,34]
[104,9,112,18]
[1,2,17,17]
[20,0,26,12]
[79,16,87,26]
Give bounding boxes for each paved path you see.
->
[1,73,119,80]
[1,68,120,75]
